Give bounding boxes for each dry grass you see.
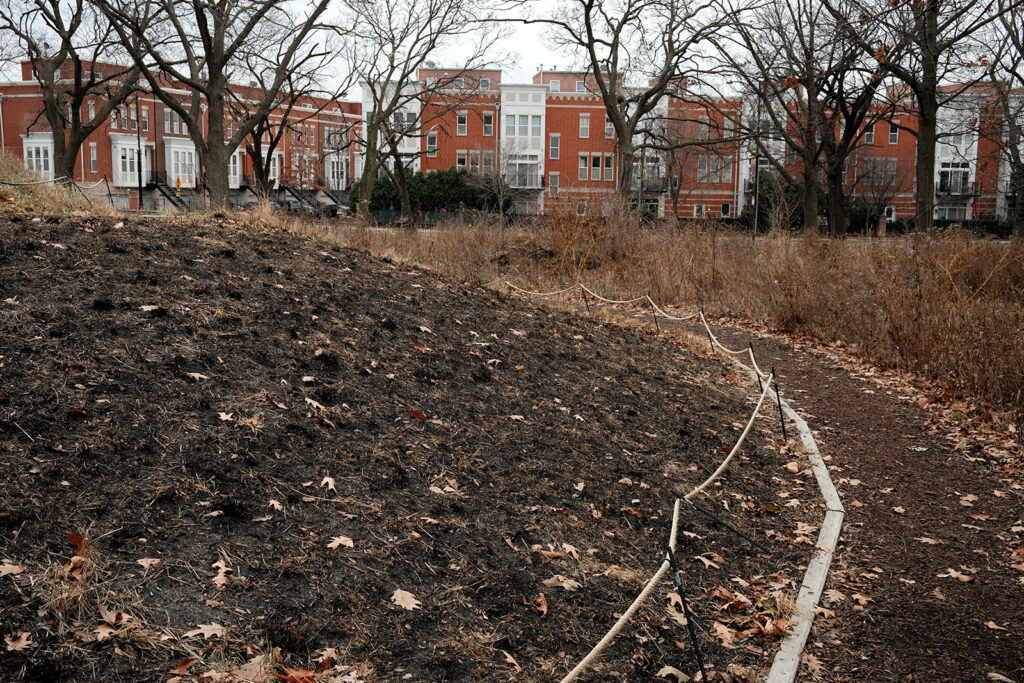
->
[286,213,1024,417]
[0,151,118,216]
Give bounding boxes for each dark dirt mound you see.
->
[0,213,808,682]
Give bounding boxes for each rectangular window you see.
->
[479,78,490,90]
[531,115,541,137]
[426,76,437,87]
[889,122,898,144]
[88,100,95,121]
[457,111,467,136]
[454,77,464,89]
[722,203,731,217]
[579,153,588,181]
[591,154,601,180]
[697,155,708,182]
[576,200,587,216]
[173,112,180,134]
[697,114,709,141]
[456,151,467,169]
[483,112,493,136]
[164,110,170,133]
[694,202,705,217]
[576,80,586,92]
[549,134,560,160]
[721,156,732,184]
[141,107,149,131]
[550,79,560,92]
[482,150,494,174]
[89,143,97,173]
[579,113,590,138]
[604,154,614,182]
[426,131,438,157]
[605,115,614,139]
[506,114,515,136]
[548,172,559,197]
[469,151,480,174]
[129,106,137,130]
[864,123,874,144]
[519,115,529,137]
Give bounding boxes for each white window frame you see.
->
[864,122,874,144]
[605,115,614,139]
[483,112,493,136]
[89,142,97,173]
[889,122,899,145]
[548,171,559,197]
[550,79,560,92]
[518,115,529,137]
[88,99,95,121]
[457,110,467,136]
[454,77,464,89]
[578,153,588,181]
[22,134,53,180]
[721,202,731,217]
[579,113,590,138]
[575,80,586,92]
[694,202,706,217]
[456,150,467,169]
[590,154,601,181]
[604,153,614,182]
[531,115,542,137]
[576,200,587,216]
[426,131,438,157]
[479,78,490,91]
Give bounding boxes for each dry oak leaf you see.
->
[802,652,825,675]
[0,562,25,577]
[984,621,1008,631]
[391,589,422,611]
[693,553,722,569]
[824,588,846,604]
[960,494,978,506]
[185,372,209,381]
[502,650,522,673]
[212,560,231,589]
[269,499,284,511]
[5,632,32,652]
[945,568,974,582]
[851,593,873,606]
[170,659,196,675]
[327,536,354,549]
[713,621,737,648]
[217,412,233,422]
[320,476,336,492]
[534,593,548,616]
[183,623,225,639]
[137,558,161,569]
[656,665,691,682]
[542,575,581,591]
[93,624,117,642]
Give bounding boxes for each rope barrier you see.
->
[0,176,72,187]
[493,278,788,681]
[560,375,774,682]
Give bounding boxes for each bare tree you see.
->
[525,0,738,196]
[97,0,334,209]
[0,0,139,180]
[824,0,1006,230]
[985,1,1024,238]
[711,0,888,233]
[342,0,500,218]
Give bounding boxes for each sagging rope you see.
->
[699,309,772,381]
[560,374,775,683]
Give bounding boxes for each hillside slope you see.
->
[0,213,803,682]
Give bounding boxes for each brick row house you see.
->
[1,60,361,210]
[2,59,1020,223]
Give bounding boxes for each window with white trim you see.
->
[454,77,464,89]
[531,115,541,137]
[24,139,52,178]
[579,113,589,138]
[89,143,97,173]
[721,203,731,217]
[576,200,587,216]
[575,80,585,92]
[469,150,480,174]
[506,114,515,136]
[605,115,614,138]
[604,154,614,182]
[141,107,149,131]
[591,154,601,180]
[548,172,559,197]
[550,134,559,159]
[550,79,560,92]
[87,100,95,121]
[889,122,899,145]
[578,153,588,180]
[483,112,493,136]
[864,122,874,144]
[164,110,170,133]
[479,78,490,90]
[694,202,705,217]
[426,131,438,157]
[518,115,529,137]
[456,151,467,169]
[457,111,467,136]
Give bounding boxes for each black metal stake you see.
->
[666,549,709,682]
[772,367,787,441]
[701,305,714,350]
[648,295,660,335]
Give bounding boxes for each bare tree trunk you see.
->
[825,168,849,236]
[916,95,938,231]
[1014,177,1024,239]
[616,138,635,195]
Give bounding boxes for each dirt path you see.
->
[681,319,1024,682]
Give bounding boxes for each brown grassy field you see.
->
[292,212,1024,417]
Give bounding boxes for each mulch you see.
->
[0,212,814,682]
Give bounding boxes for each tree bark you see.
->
[616,138,635,195]
[825,167,849,236]
[802,167,819,233]
[1014,176,1024,239]
[915,95,938,231]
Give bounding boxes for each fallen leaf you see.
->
[0,562,25,577]
[656,665,691,681]
[893,506,906,514]
[851,593,873,606]
[502,650,522,673]
[984,620,1007,631]
[693,553,721,569]
[915,537,941,545]
[824,588,846,604]
[573,482,585,492]
[68,532,87,555]
[328,536,354,549]
[4,632,32,651]
[136,558,161,569]
[534,593,548,616]
[960,494,978,506]
[185,372,209,381]
[987,674,1015,682]
[93,624,117,641]
[713,621,737,647]
[391,589,422,611]
[169,659,196,675]
[320,476,336,492]
[217,412,233,421]
[183,624,225,639]
[785,462,800,473]
[269,499,284,511]
[946,568,974,582]
[212,560,230,589]
[802,652,824,675]
[542,575,581,591]
[409,410,426,421]
[305,397,326,411]
[933,587,946,600]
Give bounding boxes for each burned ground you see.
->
[0,213,809,682]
